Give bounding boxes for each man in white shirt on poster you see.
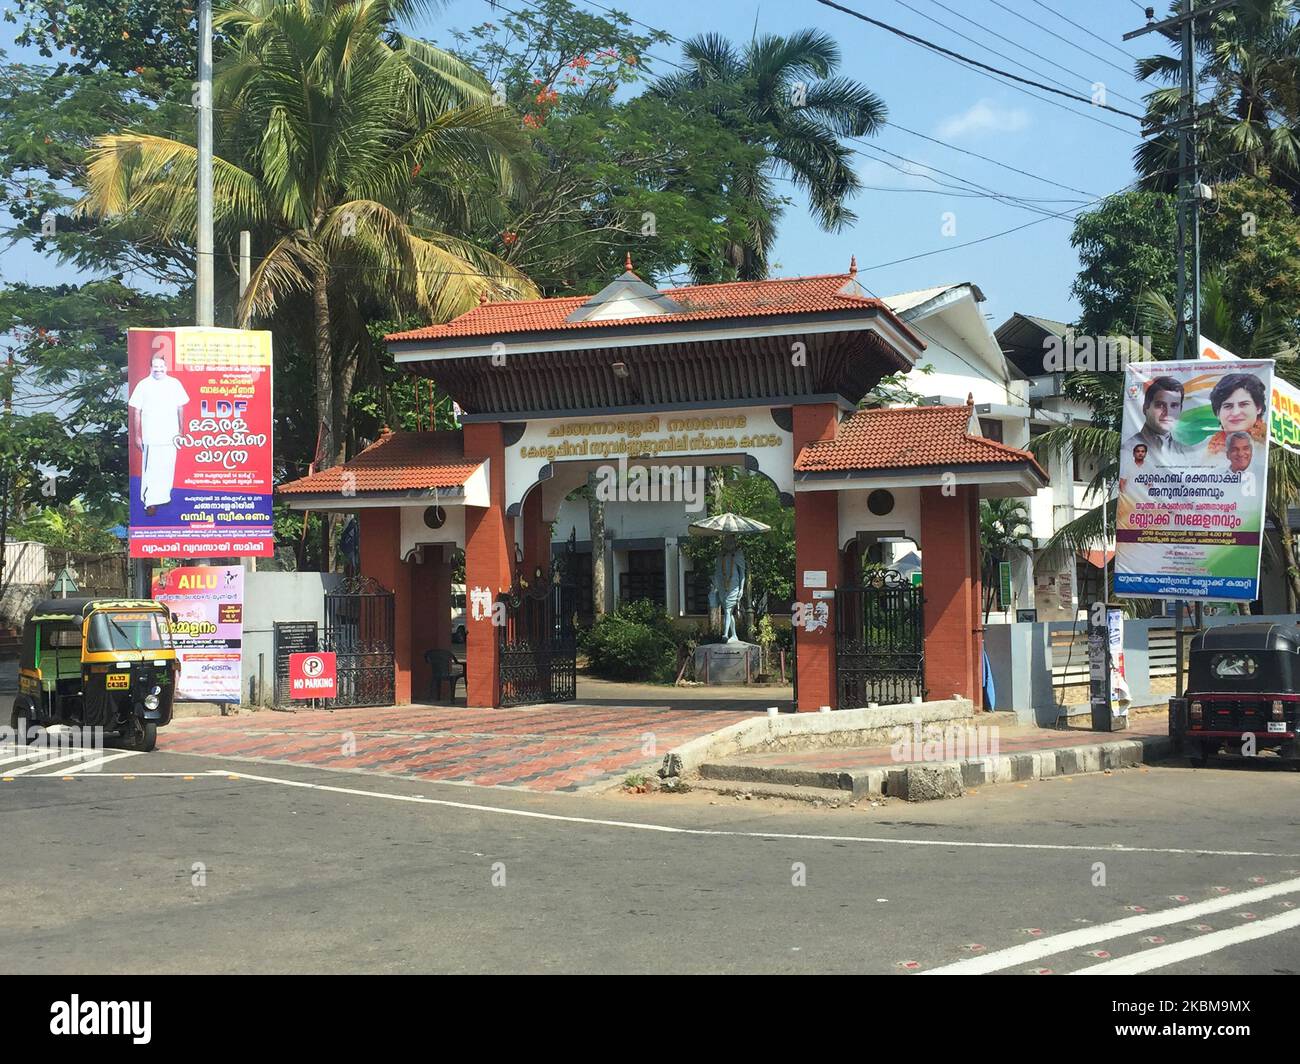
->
[128,354,190,515]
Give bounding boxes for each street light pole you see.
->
[196,0,215,327]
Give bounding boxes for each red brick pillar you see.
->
[792,403,841,712]
[410,554,453,702]
[520,486,551,580]
[358,507,412,705]
[919,485,982,706]
[968,487,984,710]
[464,422,513,708]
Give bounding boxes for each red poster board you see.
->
[288,652,337,699]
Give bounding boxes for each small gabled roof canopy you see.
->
[277,430,486,509]
[794,403,1048,497]
[564,254,688,322]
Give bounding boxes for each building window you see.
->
[684,567,712,615]
[619,549,666,608]
[978,417,1003,443]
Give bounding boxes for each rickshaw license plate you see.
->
[1268,722,1286,733]
[106,672,130,689]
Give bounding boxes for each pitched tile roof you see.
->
[794,404,1047,476]
[277,430,481,496]
[386,271,922,345]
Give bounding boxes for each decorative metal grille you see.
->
[323,576,395,708]
[835,570,926,708]
[499,560,578,708]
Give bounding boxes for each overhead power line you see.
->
[905,0,1145,109]
[814,0,1146,122]
[984,0,1141,81]
[1027,0,1146,64]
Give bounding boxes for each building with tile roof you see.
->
[280,261,1045,713]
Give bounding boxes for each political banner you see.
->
[127,327,273,558]
[151,565,244,702]
[1115,358,1273,601]
[1199,336,1300,455]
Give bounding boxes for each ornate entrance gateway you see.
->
[323,576,396,708]
[498,564,578,707]
[835,570,925,708]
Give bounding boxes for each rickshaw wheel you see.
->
[127,721,157,753]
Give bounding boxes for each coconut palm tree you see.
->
[1134,0,1300,200]
[651,29,886,280]
[78,0,538,478]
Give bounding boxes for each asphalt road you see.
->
[1,745,1297,974]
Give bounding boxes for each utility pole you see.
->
[240,230,256,576]
[1125,0,1234,696]
[196,0,215,326]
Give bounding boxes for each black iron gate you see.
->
[323,576,395,708]
[835,570,925,708]
[499,563,577,707]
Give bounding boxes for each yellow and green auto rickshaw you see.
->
[9,598,178,752]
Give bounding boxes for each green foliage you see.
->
[1133,0,1300,202]
[1070,189,1178,336]
[10,0,198,90]
[13,499,123,552]
[580,598,680,682]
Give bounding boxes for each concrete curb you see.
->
[662,697,978,776]
[696,734,1173,801]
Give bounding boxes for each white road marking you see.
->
[1073,908,1300,974]
[3,751,95,776]
[923,876,1300,975]
[0,749,47,768]
[177,768,1300,859]
[62,751,141,774]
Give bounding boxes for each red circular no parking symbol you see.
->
[290,652,337,698]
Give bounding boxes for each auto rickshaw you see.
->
[1169,622,1300,768]
[9,598,178,752]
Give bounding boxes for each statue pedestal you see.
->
[694,641,761,685]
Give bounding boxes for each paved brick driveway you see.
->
[160,700,757,792]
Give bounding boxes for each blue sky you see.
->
[3,0,1167,330]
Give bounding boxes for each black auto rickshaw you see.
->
[9,598,178,752]
[1169,622,1300,767]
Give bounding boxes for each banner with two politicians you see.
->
[1115,353,1274,602]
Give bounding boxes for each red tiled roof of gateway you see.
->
[277,430,480,495]
[385,271,923,345]
[795,404,1047,476]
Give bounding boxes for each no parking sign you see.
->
[289,652,337,699]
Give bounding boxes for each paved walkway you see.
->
[159,680,785,791]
